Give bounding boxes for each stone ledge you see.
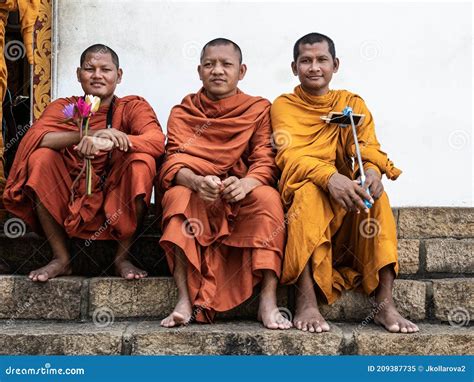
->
[398,208,474,238]
[432,279,474,322]
[425,239,473,274]
[398,239,420,274]
[129,321,344,355]
[319,279,426,321]
[353,323,473,355]
[0,321,470,355]
[0,321,126,355]
[0,275,83,320]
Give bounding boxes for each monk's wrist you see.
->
[191,174,204,192]
[240,177,261,195]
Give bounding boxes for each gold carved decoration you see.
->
[32,0,52,121]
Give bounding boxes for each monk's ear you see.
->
[197,64,203,80]
[238,64,247,80]
[291,61,297,76]
[76,67,81,82]
[333,57,340,73]
[116,68,123,84]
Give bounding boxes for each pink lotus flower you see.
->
[77,97,92,118]
[63,103,76,120]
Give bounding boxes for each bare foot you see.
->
[293,304,330,333]
[374,302,420,333]
[28,258,72,282]
[114,258,148,280]
[257,303,293,330]
[161,298,193,328]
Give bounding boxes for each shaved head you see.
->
[200,38,242,64]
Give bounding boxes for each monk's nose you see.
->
[211,64,224,74]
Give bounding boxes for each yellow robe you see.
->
[271,85,402,304]
[0,0,39,206]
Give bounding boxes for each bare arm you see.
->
[175,167,202,191]
[38,131,81,150]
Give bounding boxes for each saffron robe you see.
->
[271,86,401,304]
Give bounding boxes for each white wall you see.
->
[53,0,473,207]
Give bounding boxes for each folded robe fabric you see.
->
[3,95,165,240]
[159,88,285,322]
[271,86,401,303]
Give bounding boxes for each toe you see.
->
[388,323,400,333]
[37,272,48,282]
[308,323,315,333]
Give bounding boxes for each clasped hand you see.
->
[195,175,248,203]
[74,128,132,158]
[328,169,382,213]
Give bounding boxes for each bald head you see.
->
[200,38,242,64]
[80,44,120,69]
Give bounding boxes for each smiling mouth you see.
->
[211,79,225,83]
[91,83,105,87]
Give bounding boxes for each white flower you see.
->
[85,94,101,113]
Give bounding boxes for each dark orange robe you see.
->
[3,95,165,240]
[159,88,285,323]
[271,86,401,304]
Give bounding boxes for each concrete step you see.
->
[1,276,472,323]
[0,320,471,355]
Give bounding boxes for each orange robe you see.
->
[159,88,284,323]
[271,86,402,304]
[3,95,165,240]
[0,0,39,206]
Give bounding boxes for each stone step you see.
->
[1,235,471,278]
[397,208,473,239]
[0,320,471,355]
[1,275,472,323]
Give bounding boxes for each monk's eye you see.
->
[84,68,94,72]
[224,62,233,67]
[203,63,212,68]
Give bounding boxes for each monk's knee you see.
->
[27,147,63,170]
[248,185,280,204]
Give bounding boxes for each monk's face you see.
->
[292,41,339,96]
[198,44,247,101]
[77,52,122,105]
